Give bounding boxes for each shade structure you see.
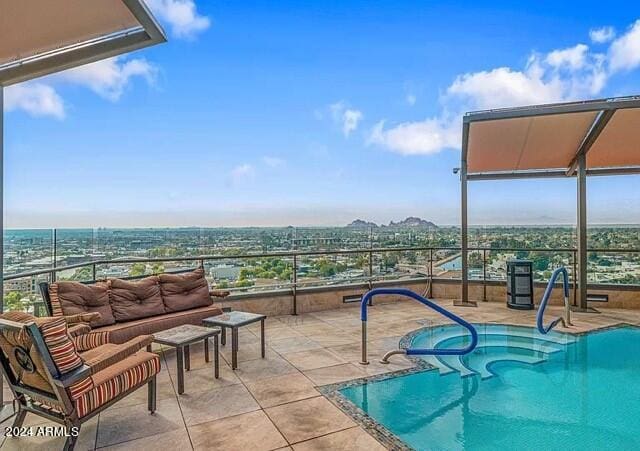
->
[0,0,166,85]
[463,96,640,179]
[460,96,640,309]
[467,111,599,173]
[0,0,166,412]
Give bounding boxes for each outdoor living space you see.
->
[2,298,639,451]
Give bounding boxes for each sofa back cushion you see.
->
[158,268,212,312]
[109,276,166,322]
[49,281,115,327]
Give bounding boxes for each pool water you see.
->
[341,324,640,450]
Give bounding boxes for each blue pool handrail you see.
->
[536,266,572,334]
[360,288,478,364]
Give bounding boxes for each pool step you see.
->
[407,324,574,379]
[412,328,566,378]
[435,354,476,377]
[437,334,565,355]
[463,346,547,379]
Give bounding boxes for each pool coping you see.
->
[319,363,434,451]
[319,321,635,450]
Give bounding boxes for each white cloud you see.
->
[262,157,285,168]
[145,0,210,39]
[230,164,255,183]
[447,65,565,109]
[4,56,156,118]
[368,117,459,156]
[406,94,417,106]
[60,57,156,101]
[590,26,616,44]
[330,101,363,137]
[546,44,589,70]
[4,83,65,119]
[369,25,632,156]
[609,20,640,72]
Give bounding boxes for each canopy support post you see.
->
[461,122,470,305]
[0,87,5,412]
[576,153,588,311]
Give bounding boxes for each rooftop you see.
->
[2,299,638,450]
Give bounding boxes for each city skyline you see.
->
[4,1,640,228]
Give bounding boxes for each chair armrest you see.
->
[68,323,91,338]
[63,312,101,325]
[53,364,92,388]
[83,335,154,374]
[210,289,230,298]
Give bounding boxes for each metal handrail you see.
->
[536,266,573,334]
[7,245,638,282]
[359,288,478,364]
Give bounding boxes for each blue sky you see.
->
[4,0,640,227]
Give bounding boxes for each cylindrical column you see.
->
[461,158,469,304]
[482,249,487,302]
[576,153,588,310]
[292,254,298,315]
[360,321,369,365]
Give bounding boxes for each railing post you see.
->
[292,254,298,315]
[483,249,487,302]
[367,251,373,305]
[429,248,434,298]
[92,263,97,281]
[52,228,57,270]
[571,250,578,307]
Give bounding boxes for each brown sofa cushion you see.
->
[49,281,115,327]
[158,268,212,313]
[97,305,224,344]
[109,276,165,322]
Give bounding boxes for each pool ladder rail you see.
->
[536,266,573,334]
[359,288,478,365]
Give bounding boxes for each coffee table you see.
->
[203,311,266,370]
[152,324,221,394]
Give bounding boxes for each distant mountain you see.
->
[346,217,437,229]
[388,217,437,228]
[346,219,378,228]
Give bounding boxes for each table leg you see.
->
[221,327,226,346]
[184,345,190,371]
[176,346,185,395]
[214,335,219,379]
[261,318,266,359]
[205,337,210,363]
[231,327,238,370]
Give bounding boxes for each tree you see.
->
[70,267,92,281]
[4,291,27,311]
[234,279,254,288]
[151,263,165,274]
[129,263,147,277]
[531,253,550,272]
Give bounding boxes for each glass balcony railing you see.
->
[3,226,640,315]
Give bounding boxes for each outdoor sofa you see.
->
[38,268,228,351]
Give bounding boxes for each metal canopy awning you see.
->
[0,0,166,85]
[459,96,640,308]
[0,0,166,412]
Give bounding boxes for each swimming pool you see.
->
[340,324,640,450]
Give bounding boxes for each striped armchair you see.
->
[0,311,160,451]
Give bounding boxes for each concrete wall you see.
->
[216,280,429,316]
[215,278,639,316]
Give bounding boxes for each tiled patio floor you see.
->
[2,299,639,450]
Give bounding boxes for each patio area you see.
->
[2,298,639,451]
